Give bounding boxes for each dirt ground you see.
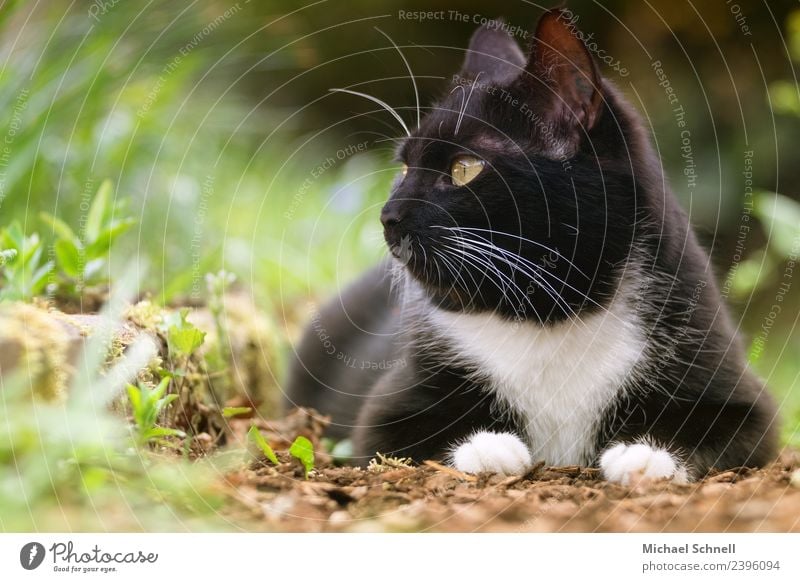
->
[221,410,800,533]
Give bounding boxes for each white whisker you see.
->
[437,225,591,280]
[442,243,530,319]
[375,27,420,129]
[455,71,482,135]
[448,237,577,323]
[434,247,481,302]
[329,88,411,137]
[444,230,629,325]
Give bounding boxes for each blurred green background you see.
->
[1,0,799,529]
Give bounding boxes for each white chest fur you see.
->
[428,296,646,465]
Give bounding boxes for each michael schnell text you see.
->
[643,543,736,555]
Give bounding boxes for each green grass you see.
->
[127,377,185,446]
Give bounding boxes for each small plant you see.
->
[247,429,315,477]
[157,307,207,426]
[289,435,315,478]
[0,248,17,267]
[126,377,185,446]
[248,425,279,464]
[0,222,53,301]
[40,179,134,297]
[164,308,206,360]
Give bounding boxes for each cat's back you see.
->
[284,262,401,438]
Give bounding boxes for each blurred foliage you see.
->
[0,0,799,529]
[40,179,135,300]
[1,1,796,298]
[0,290,228,531]
[0,0,391,307]
[0,222,52,300]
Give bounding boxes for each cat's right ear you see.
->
[523,8,603,155]
[459,22,526,84]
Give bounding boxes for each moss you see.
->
[367,452,414,473]
[0,301,169,404]
[124,300,164,331]
[0,302,73,401]
[0,294,280,439]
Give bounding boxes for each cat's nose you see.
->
[380,203,405,229]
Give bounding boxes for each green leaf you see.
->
[20,234,42,265]
[143,427,186,440]
[126,384,142,412]
[2,222,25,249]
[166,308,206,358]
[151,376,171,399]
[54,239,82,278]
[222,406,252,419]
[248,425,279,464]
[168,325,205,358]
[154,394,178,416]
[40,212,78,244]
[87,179,113,242]
[289,435,315,478]
[30,261,55,295]
[82,258,106,284]
[86,218,134,257]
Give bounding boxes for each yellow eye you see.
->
[450,156,485,187]
[400,164,408,177]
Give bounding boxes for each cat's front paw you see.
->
[600,442,689,485]
[450,431,532,475]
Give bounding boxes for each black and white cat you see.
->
[286,9,778,484]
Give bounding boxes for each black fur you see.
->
[285,9,778,477]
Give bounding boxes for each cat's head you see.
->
[382,9,646,322]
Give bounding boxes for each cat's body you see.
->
[286,9,778,483]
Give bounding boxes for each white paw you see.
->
[600,442,689,485]
[450,431,532,475]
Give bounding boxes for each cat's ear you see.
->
[524,9,603,149]
[460,22,526,83]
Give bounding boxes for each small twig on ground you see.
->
[497,474,524,488]
[423,460,477,482]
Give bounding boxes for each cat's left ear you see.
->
[460,22,526,84]
[524,9,603,148]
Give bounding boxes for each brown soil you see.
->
[222,410,800,533]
